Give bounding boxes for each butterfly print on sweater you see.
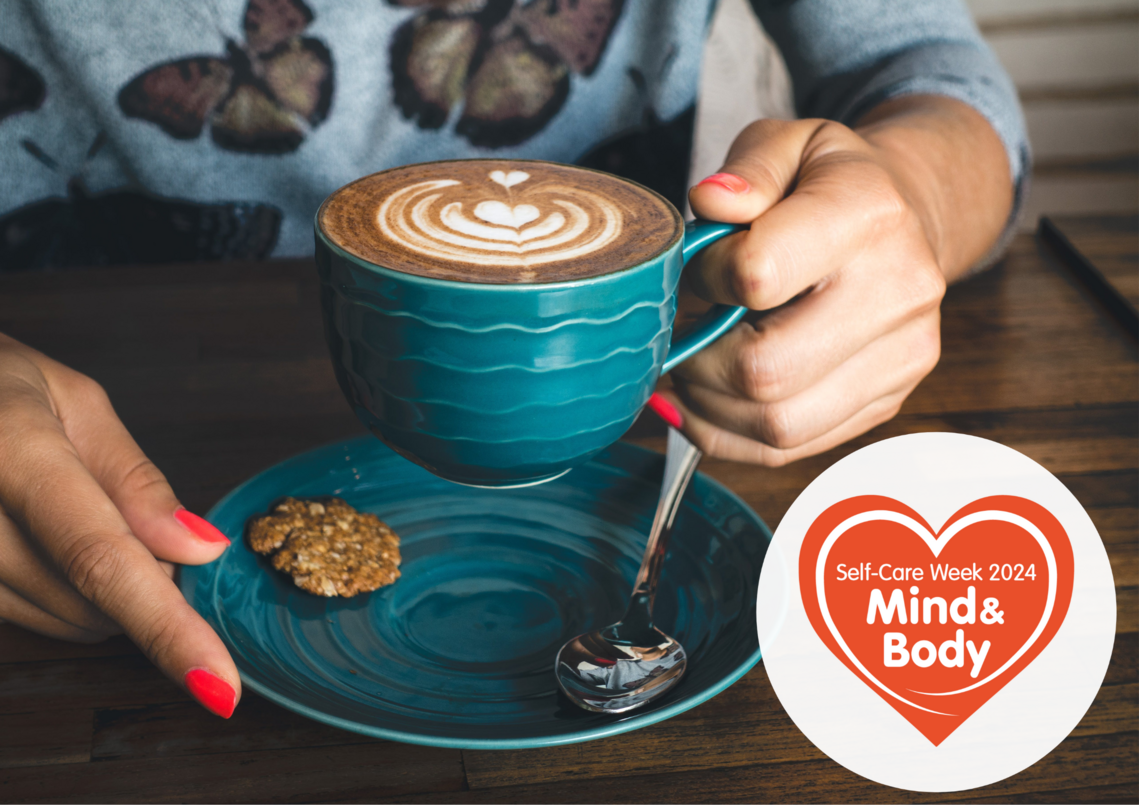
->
[390,0,625,148]
[118,0,334,154]
[0,47,46,124]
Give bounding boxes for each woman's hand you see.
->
[0,333,240,717]
[667,96,1013,465]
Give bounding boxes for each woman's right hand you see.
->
[0,333,241,718]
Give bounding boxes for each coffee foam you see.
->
[319,161,681,284]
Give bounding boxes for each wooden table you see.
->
[0,224,1135,803]
[1039,215,1139,337]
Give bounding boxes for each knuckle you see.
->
[61,371,111,409]
[729,264,761,309]
[729,257,782,310]
[871,396,906,430]
[867,180,911,232]
[913,260,948,309]
[780,118,853,163]
[688,423,792,468]
[138,613,181,669]
[808,119,856,151]
[689,426,730,462]
[116,457,170,499]
[906,316,943,380]
[839,162,912,239]
[758,402,799,450]
[737,338,792,402]
[760,447,791,469]
[61,535,127,606]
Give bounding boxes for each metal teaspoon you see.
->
[556,426,702,713]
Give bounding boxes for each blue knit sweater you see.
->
[0,0,1026,268]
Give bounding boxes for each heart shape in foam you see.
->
[799,495,1073,745]
[473,201,540,229]
[489,170,530,188]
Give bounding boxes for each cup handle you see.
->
[662,220,749,374]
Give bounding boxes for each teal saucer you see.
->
[181,436,768,749]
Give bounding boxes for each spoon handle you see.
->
[629,427,702,615]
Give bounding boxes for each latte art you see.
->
[319,161,680,284]
[378,172,622,267]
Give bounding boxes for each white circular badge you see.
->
[756,432,1116,792]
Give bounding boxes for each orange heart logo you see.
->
[799,495,1074,746]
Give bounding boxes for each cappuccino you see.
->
[318,160,681,284]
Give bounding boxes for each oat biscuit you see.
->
[247,497,401,597]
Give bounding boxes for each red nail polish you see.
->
[184,668,236,718]
[696,172,749,194]
[174,508,230,545]
[647,393,684,429]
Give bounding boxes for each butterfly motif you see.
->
[390,0,625,148]
[118,0,334,154]
[0,46,46,124]
[2,137,281,271]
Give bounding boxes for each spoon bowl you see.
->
[555,610,687,713]
[556,425,702,714]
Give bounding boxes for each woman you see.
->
[0,0,1025,718]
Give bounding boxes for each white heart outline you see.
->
[814,509,1058,715]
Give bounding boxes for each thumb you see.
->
[688,118,825,224]
[51,369,229,566]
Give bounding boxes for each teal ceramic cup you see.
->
[315,162,744,487]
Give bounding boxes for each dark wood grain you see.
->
[0,625,138,665]
[0,711,91,769]
[0,227,1135,802]
[1039,215,1138,337]
[1102,630,1136,687]
[1049,216,1138,307]
[0,655,184,715]
[381,733,1139,804]
[1113,588,1138,634]
[0,742,464,804]
[90,694,388,761]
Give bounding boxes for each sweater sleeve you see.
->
[749,0,1030,262]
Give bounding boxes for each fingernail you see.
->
[696,172,749,194]
[647,393,684,429]
[184,667,236,718]
[174,508,230,545]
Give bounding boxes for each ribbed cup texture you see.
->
[316,238,683,485]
